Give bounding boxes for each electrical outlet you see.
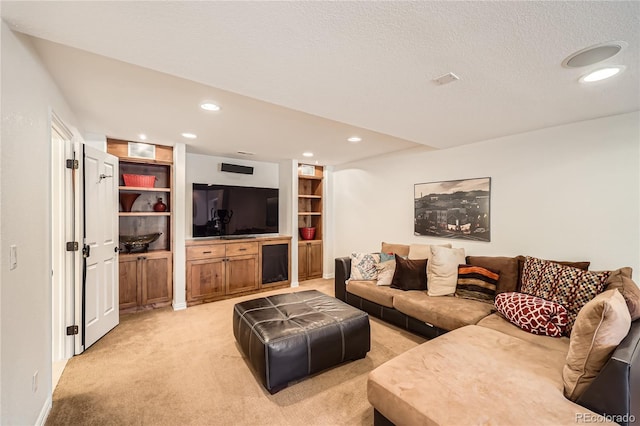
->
[10,245,17,270]
[32,370,38,393]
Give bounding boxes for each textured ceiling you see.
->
[2,1,639,165]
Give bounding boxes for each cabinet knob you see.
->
[203,251,212,254]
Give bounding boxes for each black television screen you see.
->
[192,183,279,237]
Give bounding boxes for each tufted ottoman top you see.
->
[233,289,370,392]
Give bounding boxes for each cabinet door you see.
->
[119,255,139,310]
[141,253,173,305]
[307,241,323,279]
[226,254,259,294]
[298,242,309,281]
[186,258,226,302]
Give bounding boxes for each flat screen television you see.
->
[192,183,279,237]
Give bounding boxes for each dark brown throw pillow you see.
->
[466,256,518,294]
[390,254,427,291]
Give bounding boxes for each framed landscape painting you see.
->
[414,177,491,242]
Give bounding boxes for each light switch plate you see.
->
[9,245,17,270]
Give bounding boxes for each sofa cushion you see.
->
[427,246,466,297]
[393,291,494,331]
[604,267,640,320]
[375,259,395,286]
[456,264,499,303]
[563,289,631,401]
[391,255,427,291]
[346,280,398,308]
[368,325,601,426]
[466,256,519,294]
[349,252,380,281]
[521,256,610,334]
[407,243,451,260]
[494,292,569,337]
[477,313,570,354]
[381,242,410,257]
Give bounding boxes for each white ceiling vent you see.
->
[433,72,460,85]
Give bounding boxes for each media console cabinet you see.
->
[185,236,292,306]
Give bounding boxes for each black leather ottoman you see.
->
[233,289,371,393]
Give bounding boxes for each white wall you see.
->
[185,153,280,238]
[333,112,640,274]
[1,23,80,424]
[278,159,298,284]
[173,144,187,310]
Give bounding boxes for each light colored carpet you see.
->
[46,279,425,425]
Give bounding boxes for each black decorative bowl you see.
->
[119,232,162,253]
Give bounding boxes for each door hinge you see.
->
[66,325,79,336]
[66,159,79,169]
[66,241,79,251]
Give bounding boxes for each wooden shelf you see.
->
[108,138,174,313]
[298,195,322,199]
[298,212,321,216]
[119,186,170,192]
[119,249,172,257]
[298,175,322,180]
[119,212,171,217]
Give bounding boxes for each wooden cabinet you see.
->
[298,164,323,281]
[298,240,323,280]
[107,138,174,311]
[186,236,290,306]
[118,251,173,311]
[226,254,259,294]
[186,258,226,301]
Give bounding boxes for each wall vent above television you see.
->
[221,163,254,175]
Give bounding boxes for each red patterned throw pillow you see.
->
[495,292,569,337]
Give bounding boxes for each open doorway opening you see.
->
[50,114,76,389]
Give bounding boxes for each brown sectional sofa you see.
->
[334,246,640,426]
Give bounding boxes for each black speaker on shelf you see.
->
[221,163,254,175]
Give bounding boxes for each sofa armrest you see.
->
[577,319,640,425]
[335,257,351,301]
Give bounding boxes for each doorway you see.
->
[50,114,77,389]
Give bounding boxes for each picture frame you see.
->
[414,177,491,242]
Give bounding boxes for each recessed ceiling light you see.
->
[562,41,627,68]
[303,152,314,157]
[579,66,624,83]
[347,136,362,143]
[138,133,147,141]
[181,132,197,139]
[200,102,220,111]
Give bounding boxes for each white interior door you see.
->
[83,145,119,349]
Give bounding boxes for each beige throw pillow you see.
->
[407,243,451,260]
[604,267,640,321]
[376,260,395,286]
[427,246,466,296]
[563,289,631,401]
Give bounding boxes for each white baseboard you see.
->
[323,273,335,279]
[36,395,52,426]
[172,301,187,311]
[290,281,300,288]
